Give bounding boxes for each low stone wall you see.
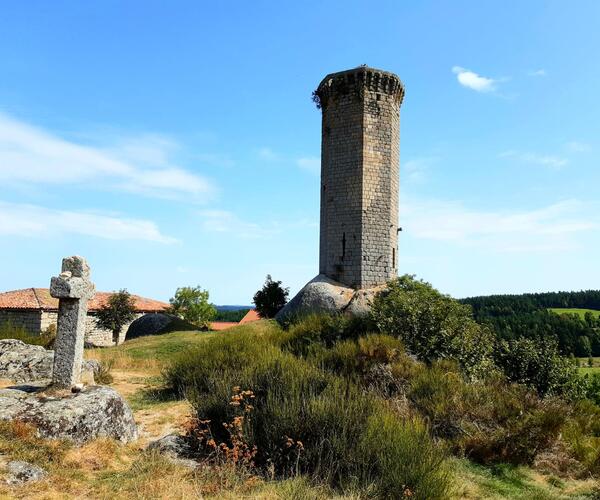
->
[0,310,42,334]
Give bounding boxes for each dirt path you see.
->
[110,369,191,446]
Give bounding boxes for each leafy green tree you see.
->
[168,286,216,329]
[370,275,495,379]
[253,275,289,319]
[493,337,584,398]
[95,289,137,345]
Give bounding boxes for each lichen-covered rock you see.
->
[0,385,138,444]
[0,340,97,384]
[147,433,198,468]
[6,461,47,484]
[275,274,386,323]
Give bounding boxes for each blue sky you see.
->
[1,1,599,304]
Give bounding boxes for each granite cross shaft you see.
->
[49,256,96,388]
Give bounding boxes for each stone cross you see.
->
[49,256,95,388]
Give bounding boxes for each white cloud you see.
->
[452,66,497,93]
[565,141,591,153]
[0,112,215,200]
[403,157,437,183]
[0,201,176,243]
[401,198,596,253]
[198,210,277,239]
[296,157,320,175]
[257,147,278,161]
[500,150,569,169]
[528,69,547,77]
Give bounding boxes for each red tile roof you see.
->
[0,288,169,313]
[239,309,261,324]
[209,322,238,331]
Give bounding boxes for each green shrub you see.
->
[358,412,453,499]
[407,360,568,465]
[494,337,585,398]
[371,275,496,379]
[0,321,47,346]
[164,331,453,497]
[562,400,600,475]
[281,313,375,357]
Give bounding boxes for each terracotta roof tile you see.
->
[0,288,169,313]
[210,322,238,331]
[239,309,261,324]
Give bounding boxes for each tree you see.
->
[370,275,496,380]
[168,286,216,329]
[253,275,289,319]
[95,289,137,345]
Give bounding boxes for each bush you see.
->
[164,331,453,497]
[371,275,496,379]
[407,360,568,465]
[493,337,585,398]
[358,412,453,499]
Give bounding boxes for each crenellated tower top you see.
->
[314,65,405,110]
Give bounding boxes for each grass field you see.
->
[0,321,597,498]
[549,308,600,319]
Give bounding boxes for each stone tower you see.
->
[315,66,404,289]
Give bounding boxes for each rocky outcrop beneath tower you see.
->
[275,275,386,323]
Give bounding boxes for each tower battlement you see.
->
[314,66,405,111]
[316,66,403,289]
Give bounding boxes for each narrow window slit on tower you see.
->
[392,247,396,269]
[342,232,346,261]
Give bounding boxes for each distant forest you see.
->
[460,291,600,357]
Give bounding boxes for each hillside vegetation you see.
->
[462,291,600,357]
[1,278,600,498]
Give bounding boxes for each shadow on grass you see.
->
[127,385,180,411]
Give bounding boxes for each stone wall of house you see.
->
[39,311,145,347]
[1,309,148,346]
[0,310,42,334]
[316,67,404,289]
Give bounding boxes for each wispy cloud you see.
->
[528,69,547,77]
[403,157,437,183]
[565,141,591,153]
[296,156,320,175]
[500,150,569,169]
[401,198,596,253]
[0,201,176,243]
[0,112,216,200]
[452,66,498,93]
[257,147,279,161]
[198,210,277,239]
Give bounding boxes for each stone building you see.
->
[315,66,404,288]
[0,288,169,346]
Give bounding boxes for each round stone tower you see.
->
[276,66,404,323]
[315,66,405,289]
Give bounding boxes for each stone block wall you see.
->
[0,310,42,333]
[1,310,143,347]
[316,67,404,288]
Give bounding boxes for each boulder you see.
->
[6,461,47,484]
[126,313,195,340]
[147,433,198,468]
[0,340,97,384]
[0,385,138,444]
[275,274,386,323]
